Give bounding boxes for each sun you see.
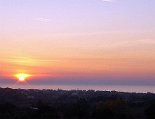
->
[19,77,25,81]
[15,73,31,82]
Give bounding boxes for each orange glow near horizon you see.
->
[15,73,31,82]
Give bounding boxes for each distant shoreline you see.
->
[0,87,154,94]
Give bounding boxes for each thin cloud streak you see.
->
[34,18,51,23]
[102,0,113,2]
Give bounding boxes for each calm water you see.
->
[1,83,155,93]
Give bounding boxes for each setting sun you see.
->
[15,73,31,82]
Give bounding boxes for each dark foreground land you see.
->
[0,87,155,119]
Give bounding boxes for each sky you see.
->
[0,0,155,87]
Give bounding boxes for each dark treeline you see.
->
[0,87,155,119]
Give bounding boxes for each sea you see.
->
[1,83,155,93]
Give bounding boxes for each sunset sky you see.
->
[0,0,155,87]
